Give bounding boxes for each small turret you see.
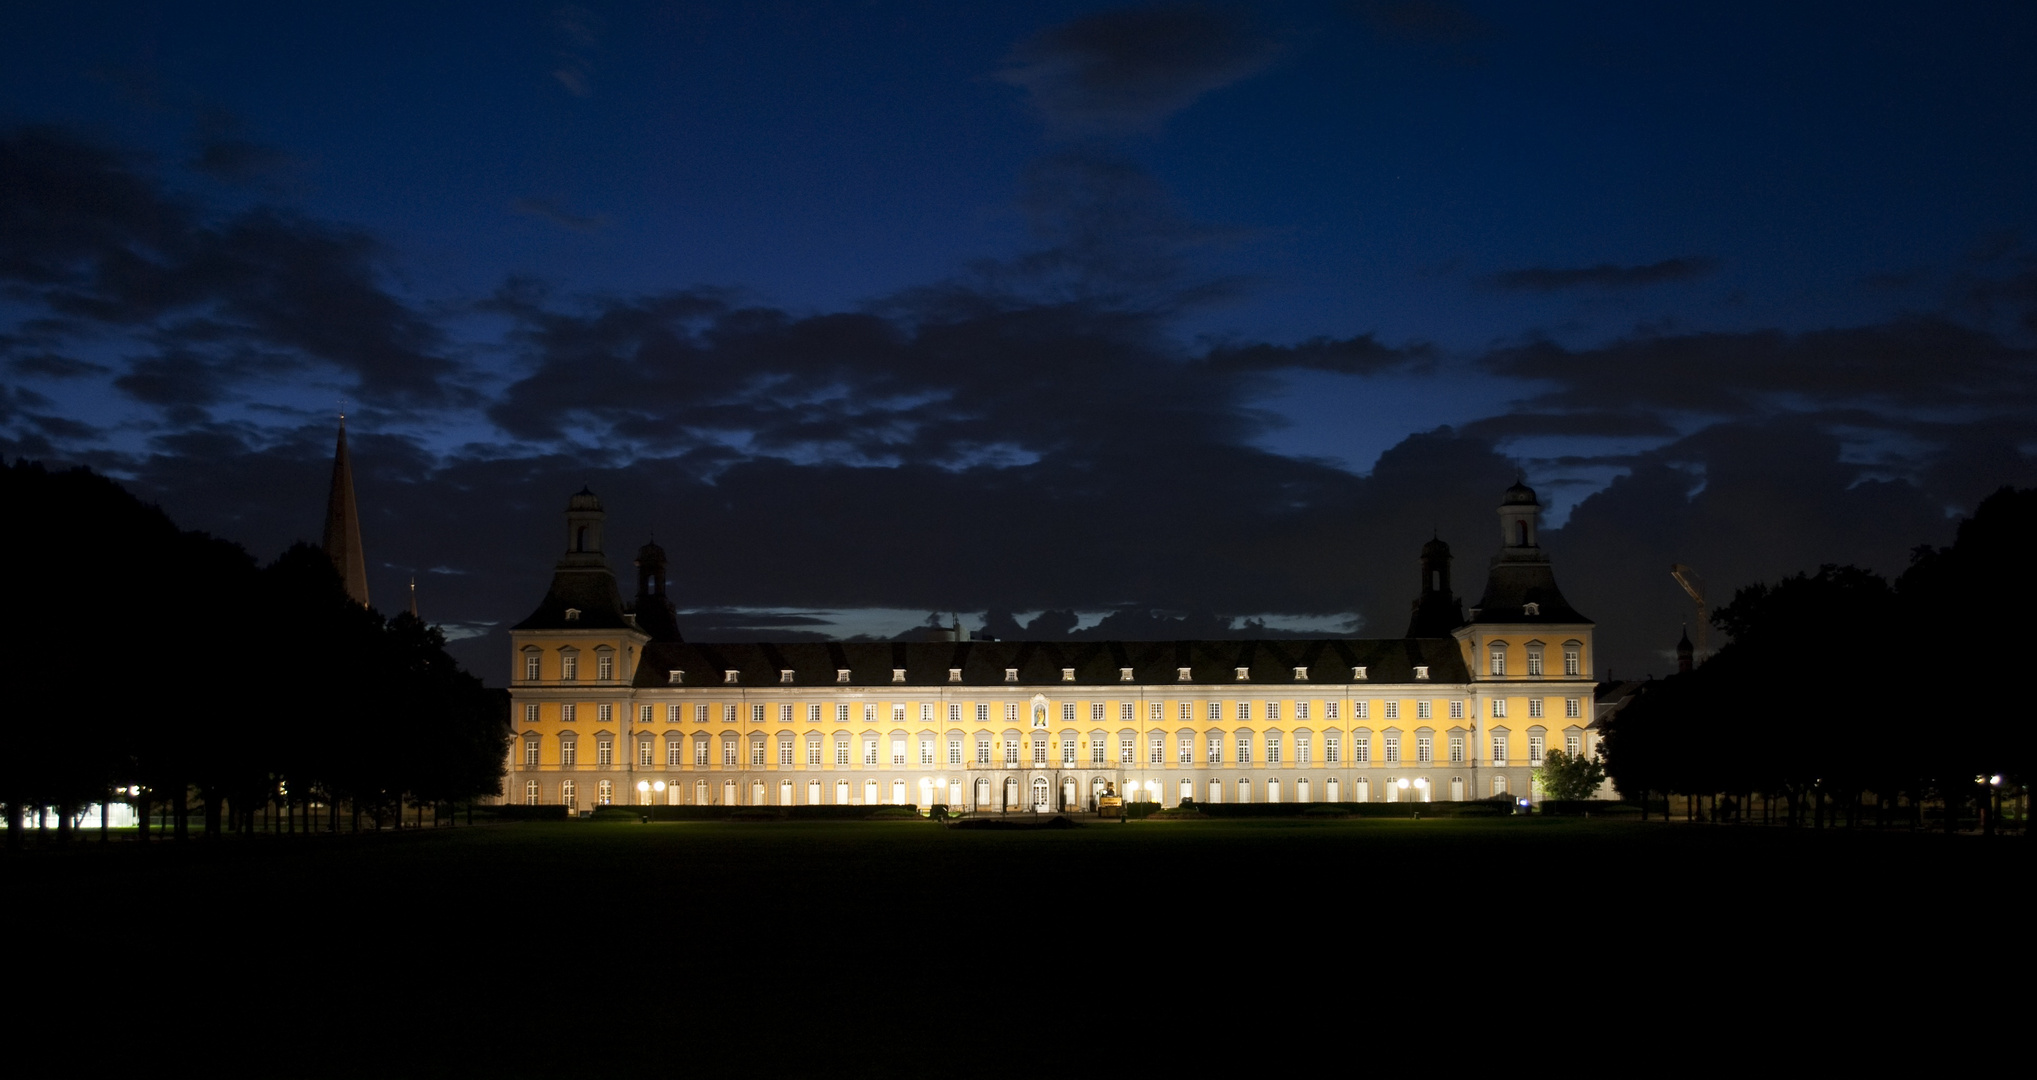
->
[1406,534,1466,636]
[629,537,684,642]
[1676,626,1694,674]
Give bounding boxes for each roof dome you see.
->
[567,486,604,512]
[1421,535,1451,558]
[636,539,667,563]
[1502,480,1539,505]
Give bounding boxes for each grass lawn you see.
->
[10,818,2025,1074]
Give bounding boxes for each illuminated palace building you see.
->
[506,484,1598,812]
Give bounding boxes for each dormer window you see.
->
[949,668,962,683]
[779,670,794,684]
[667,670,684,685]
[1353,666,1368,680]
[1293,667,1308,681]
[1005,668,1019,683]
[1119,668,1134,682]
[723,670,739,685]
[1414,666,1430,680]
[1177,667,1192,682]
[837,669,851,684]
[1524,602,1541,616]
[1235,667,1250,681]
[892,669,906,683]
[1061,668,1075,682]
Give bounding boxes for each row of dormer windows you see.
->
[666,664,1411,686]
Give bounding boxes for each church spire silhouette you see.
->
[322,413,370,606]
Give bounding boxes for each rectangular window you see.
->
[524,655,541,681]
[1527,652,1544,676]
[1416,701,1431,720]
[779,740,794,765]
[835,739,849,765]
[1383,735,1400,763]
[597,740,613,766]
[1564,647,1581,676]
[1295,736,1310,764]
[807,738,822,765]
[1295,702,1309,722]
[1208,702,1221,722]
[976,738,991,764]
[1179,735,1193,764]
[525,780,538,805]
[561,654,578,680]
[1325,733,1341,764]
[1566,697,1582,719]
[837,704,851,723]
[723,704,737,723]
[695,704,709,723]
[1529,698,1544,719]
[864,740,878,765]
[667,704,681,723]
[1120,736,1135,764]
[668,741,683,766]
[1416,736,1432,763]
[1489,648,1505,676]
[1353,735,1369,764]
[1566,732,1582,758]
[598,703,613,724]
[779,703,793,723]
[1449,700,1464,720]
[1353,701,1368,719]
[948,704,961,723]
[1236,736,1252,764]
[1064,703,1077,722]
[524,740,539,766]
[1089,702,1103,722]
[1032,739,1047,765]
[1207,734,1223,764]
[1181,702,1193,721]
[1492,699,1508,718]
[1529,735,1545,765]
[1062,740,1077,765]
[1149,735,1164,765]
[1266,702,1280,723]
[751,742,766,766]
[639,740,653,766]
[747,704,763,724]
[597,654,614,680]
[1325,701,1340,721]
[1004,739,1019,764]
[976,703,989,722]
[921,740,935,766]
[1493,735,1509,764]
[561,703,577,723]
[809,704,822,722]
[1237,702,1251,722]
[1383,701,1398,720]
[695,740,709,766]
[1266,735,1281,764]
[892,739,907,765]
[1449,735,1464,763]
[1148,702,1162,722]
[1006,703,1019,722]
[597,779,612,805]
[523,703,539,724]
[560,779,575,805]
[1092,739,1106,765]
[562,742,577,766]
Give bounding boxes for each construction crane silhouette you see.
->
[1670,564,1708,664]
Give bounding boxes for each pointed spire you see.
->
[322,413,371,607]
[408,576,418,619]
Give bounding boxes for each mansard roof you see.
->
[1469,557,1591,625]
[513,566,635,632]
[635,637,1470,688]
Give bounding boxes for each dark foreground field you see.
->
[9,818,2026,1074]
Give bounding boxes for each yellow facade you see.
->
[505,484,1599,811]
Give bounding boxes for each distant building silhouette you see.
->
[504,483,1605,812]
[321,415,370,606]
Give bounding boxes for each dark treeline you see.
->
[1,461,508,845]
[1603,487,2034,832]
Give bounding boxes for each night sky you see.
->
[5,2,2035,685]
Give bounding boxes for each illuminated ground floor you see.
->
[509,765,1542,811]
